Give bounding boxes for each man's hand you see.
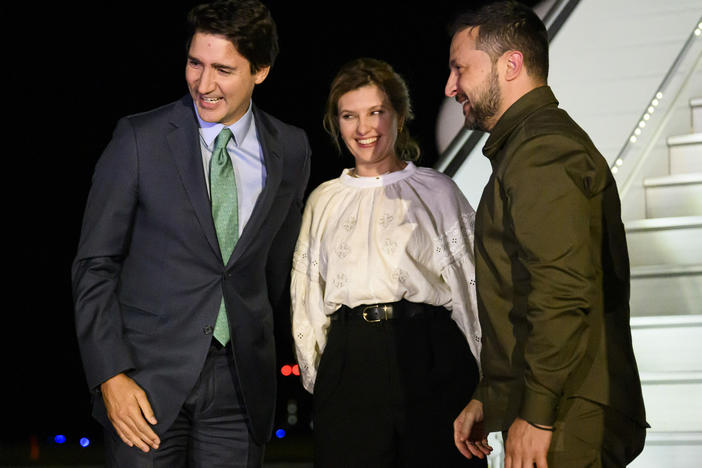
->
[100,373,160,452]
[505,417,553,468]
[453,399,493,459]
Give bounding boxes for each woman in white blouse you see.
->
[291,58,485,467]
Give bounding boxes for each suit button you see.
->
[203,326,213,335]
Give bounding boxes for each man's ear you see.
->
[503,50,524,81]
[254,66,271,85]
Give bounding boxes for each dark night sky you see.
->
[4,0,537,461]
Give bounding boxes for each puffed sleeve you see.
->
[290,201,331,393]
[437,209,482,370]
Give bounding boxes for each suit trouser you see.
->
[104,341,264,468]
[312,305,485,468]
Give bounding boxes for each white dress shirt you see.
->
[291,162,482,392]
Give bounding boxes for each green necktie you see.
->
[210,128,238,345]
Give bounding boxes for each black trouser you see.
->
[313,304,485,468]
[105,341,264,468]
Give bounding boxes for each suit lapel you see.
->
[167,96,221,260]
[226,105,283,268]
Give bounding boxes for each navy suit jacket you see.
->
[72,95,311,444]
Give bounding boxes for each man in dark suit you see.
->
[445,2,647,467]
[72,1,311,466]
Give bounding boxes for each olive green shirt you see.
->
[473,86,646,431]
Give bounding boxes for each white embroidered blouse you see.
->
[290,162,481,393]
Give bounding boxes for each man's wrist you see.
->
[525,419,555,432]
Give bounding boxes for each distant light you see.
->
[656,92,663,99]
[634,128,642,136]
[643,113,650,121]
[612,167,619,174]
[629,136,637,143]
[287,415,298,425]
[292,364,300,376]
[54,435,67,444]
[648,106,655,114]
[80,437,90,448]
[616,159,624,166]
[29,435,39,461]
[695,28,701,37]
[652,98,659,106]
[280,365,292,376]
[287,400,298,413]
[638,120,646,128]
[275,429,286,439]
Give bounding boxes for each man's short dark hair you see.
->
[451,0,549,82]
[187,0,279,73]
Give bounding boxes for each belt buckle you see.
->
[362,304,390,323]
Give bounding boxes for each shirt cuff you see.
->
[519,388,559,426]
[472,379,486,403]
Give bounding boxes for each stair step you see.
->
[629,432,702,468]
[626,217,702,267]
[631,315,702,372]
[640,371,702,432]
[643,173,702,218]
[631,265,702,316]
[668,133,702,174]
[692,97,702,133]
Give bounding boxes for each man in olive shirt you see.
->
[445,2,647,467]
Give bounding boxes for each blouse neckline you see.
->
[340,161,417,188]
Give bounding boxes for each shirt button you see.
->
[203,326,213,335]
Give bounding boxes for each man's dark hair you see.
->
[451,0,549,82]
[186,0,279,73]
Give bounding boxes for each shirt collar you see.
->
[483,85,558,160]
[194,100,255,149]
[340,161,417,188]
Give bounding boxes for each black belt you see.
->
[331,300,446,323]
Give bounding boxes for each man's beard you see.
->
[464,66,501,132]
